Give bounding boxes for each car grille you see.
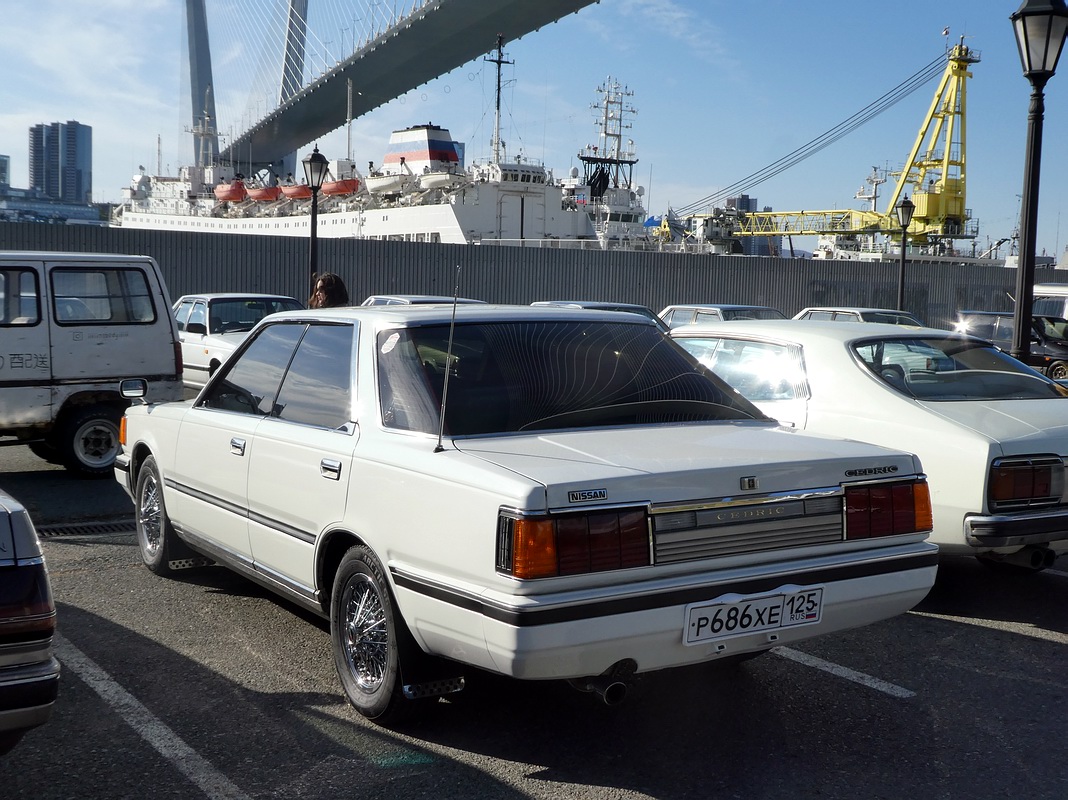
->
[651,494,844,564]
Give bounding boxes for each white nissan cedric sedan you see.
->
[115,305,937,724]
[671,320,1068,573]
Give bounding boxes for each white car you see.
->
[172,293,304,389]
[115,305,937,724]
[670,319,1068,572]
[658,304,786,329]
[793,307,924,326]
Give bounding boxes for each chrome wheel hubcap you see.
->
[138,473,163,558]
[342,574,388,693]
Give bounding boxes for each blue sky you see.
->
[2,0,1065,258]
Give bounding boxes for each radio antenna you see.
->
[435,264,462,452]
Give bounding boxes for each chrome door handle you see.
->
[320,459,342,480]
[230,438,246,456]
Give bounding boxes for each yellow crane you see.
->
[726,38,981,253]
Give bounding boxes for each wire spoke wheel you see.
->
[330,545,413,723]
[138,469,164,561]
[342,574,389,694]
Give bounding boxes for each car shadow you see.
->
[914,554,1068,636]
[2,603,529,800]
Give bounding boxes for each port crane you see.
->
[713,39,982,256]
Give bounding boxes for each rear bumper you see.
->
[0,656,61,736]
[964,509,1068,548]
[393,542,939,681]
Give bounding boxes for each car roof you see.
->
[532,300,654,311]
[660,303,781,312]
[175,293,299,301]
[668,318,972,345]
[261,303,662,327]
[795,306,917,315]
[360,294,486,305]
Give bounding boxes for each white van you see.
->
[1033,283,1068,318]
[0,252,183,475]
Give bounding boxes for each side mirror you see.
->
[120,379,148,399]
[186,322,207,335]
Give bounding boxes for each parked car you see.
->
[360,294,486,306]
[0,488,60,756]
[0,251,183,475]
[531,300,668,331]
[172,293,304,390]
[951,310,1068,380]
[659,304,786,329]
[1031,283,1068,319]
[115,305,937,724]
[793,307,924,326]
[669,319,1068,572]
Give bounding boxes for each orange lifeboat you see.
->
[214,179,247,202]
[280,183,313,199]
[246,185,282,201]
[321,178,360,196]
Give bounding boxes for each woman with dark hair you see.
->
[309,273,350,308]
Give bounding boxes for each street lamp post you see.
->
[302,145,329,293]
[1010,0,1068,361]
[895,196,915,311]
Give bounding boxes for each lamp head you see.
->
[1012,0,1068,83]
[896,196,916,229]
[302,145,329,192]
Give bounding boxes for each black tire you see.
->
[331,545,412,724]
[59,404,122,477]
[1047,361,1068,381]
[135,455,183,576]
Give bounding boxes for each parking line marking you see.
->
[772,646,915,698]
[54,634,251,800]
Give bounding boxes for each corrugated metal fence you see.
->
[0,222,1053,328]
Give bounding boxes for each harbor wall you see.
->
[0,222,1055,329]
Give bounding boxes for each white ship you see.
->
[114,39,668,251]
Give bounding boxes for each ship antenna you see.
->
[484,34,512,164]
[435,264,463,453]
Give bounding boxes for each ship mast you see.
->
[578,77,638,197]
[484,35,512,164]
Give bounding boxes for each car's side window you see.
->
[272,324,354,428]
[692,338,803,402]
[200,323,305,415]
[173,299,194,331]
[0,269,39,325]
[695,311,722,324]
[807,311,834,321]
[51,268,157,324]
[188,301,207,331]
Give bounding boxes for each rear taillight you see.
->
[845,479,932,540]
[989,456,1064,510]
[0,563,57,641]
[497,508,650,579]
[173,340,184,374]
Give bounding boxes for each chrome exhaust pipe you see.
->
[1001,545,1055,570]
[580,675,628,706]
[570,658,637,706]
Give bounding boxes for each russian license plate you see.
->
[684,586,824,646]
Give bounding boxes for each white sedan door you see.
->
[244,323,357,596]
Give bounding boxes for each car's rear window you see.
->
[377,320,763,435]
[852,337,1068,400]
[208,298,303,333]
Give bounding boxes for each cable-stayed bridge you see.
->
[186,0,596,179]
